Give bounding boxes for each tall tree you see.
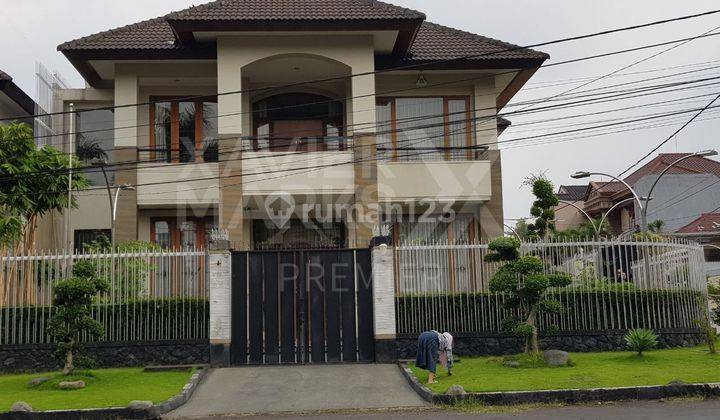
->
[0,122,88,305]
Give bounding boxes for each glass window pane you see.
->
[76,109,114,185]
[395,98,444,161]
[178,102,196,163]
[154,221,172,248]
[154,102,172,162]
[202,102,218,162]
[375,100,392,160]
[448,99,469,160]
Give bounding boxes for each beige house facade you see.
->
[38,0,548,251]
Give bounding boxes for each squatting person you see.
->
[415,330,453,384]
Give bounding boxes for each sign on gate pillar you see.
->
[209,249,231,366]
[371,244,397,362]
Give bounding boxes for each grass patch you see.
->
[0,367,194,412]
[410,345,720,394]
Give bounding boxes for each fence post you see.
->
[208,242,232,367]
[371,242,397,362]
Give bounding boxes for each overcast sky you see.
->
[3,0,720,225]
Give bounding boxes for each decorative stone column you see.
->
[113,71,139,242]
[371,243,397,362]
[208,244,232,366]
[352,133,378,248]
[479,149,504,240]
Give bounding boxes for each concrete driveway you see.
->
[167,364,428,418]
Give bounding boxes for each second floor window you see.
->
[150,98,218,163]
[76,109,114,185]
[376,96,473,161]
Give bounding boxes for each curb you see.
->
[397,363,720,405]
[1,366,208,420]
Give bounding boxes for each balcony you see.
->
[241,137,355,198]
[136,146,219,207]
[376,146,492,203]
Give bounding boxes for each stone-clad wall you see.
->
[0,340,209,373]
[396,329,705,359]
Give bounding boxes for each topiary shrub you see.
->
[48,260,108,375]
[485,238,572,355]
[624,328,658,356]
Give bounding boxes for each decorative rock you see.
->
[11,401,33,412]
[543,349,569,366]
[29,377,49,386]
[127,400,154,410]
[503,360,521,368]
[58,380,86,389]
[445,385,467,396]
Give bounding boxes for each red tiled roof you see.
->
[676,213,720,234]
[625,153,720,186]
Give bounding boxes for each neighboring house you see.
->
[627,153,720,232]
[675,213,720,276]
[0,70,34,125]
[37,0,548,251]
[554,184,588,231]
[559,153,720,237]
[582,181,634,235]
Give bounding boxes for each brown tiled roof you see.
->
[625,153,720,186]
[0,70,10,81]
[169,0,425,21]
[556,185,587,202]
[57,1,548,65]
[404,22,549,62]
[676,213,720,234]
[58,17,177,51]
[58,0,424,51]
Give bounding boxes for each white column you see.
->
[474,79,498,150]
[372,245,396,338]
[209,250,232,365]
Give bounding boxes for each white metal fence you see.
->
[0,248,208,345]
[394,239,708,334]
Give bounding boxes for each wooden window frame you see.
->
[376,96,474,161]
[149,96,216,163]
[150,217,208,249]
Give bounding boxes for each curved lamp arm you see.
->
[642,150,718,228]
[504,223,521,240]
[558,200,598,237]
[598,197,636,235]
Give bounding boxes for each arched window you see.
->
[252,93,344,151]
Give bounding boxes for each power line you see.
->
[4,8,720,123]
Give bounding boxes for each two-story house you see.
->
[36,0,548,251]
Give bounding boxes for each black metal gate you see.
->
[230,249,374,364]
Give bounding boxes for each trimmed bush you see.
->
[396,290,703,334]
[1,298,208,345]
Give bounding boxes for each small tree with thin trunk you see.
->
[49,260,108,375]
[485,237,572,354]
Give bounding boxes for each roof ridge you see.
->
[420,21,549,58]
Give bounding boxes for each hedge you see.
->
[396,290,705,334]
[1,297,208,345]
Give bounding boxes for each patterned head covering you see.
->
[442,332,453,349]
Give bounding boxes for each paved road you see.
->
[167,364,427,418]
[231,399,720,419]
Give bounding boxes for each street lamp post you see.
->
[641,150,717,230]
[571,171,647,233]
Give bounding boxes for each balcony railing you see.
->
[137,138,218,163]
[244,136,351,152]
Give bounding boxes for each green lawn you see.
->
[410,345,720,393]
[0,368,194,412]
